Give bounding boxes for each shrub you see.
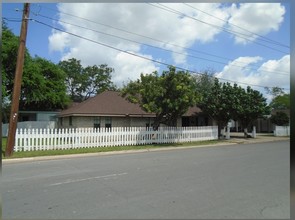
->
[270,112,289,126]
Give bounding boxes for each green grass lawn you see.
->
[2,137,221,159]
[2,137,7,156]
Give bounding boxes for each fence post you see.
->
[252,126,256,138]
[226,124,230,140]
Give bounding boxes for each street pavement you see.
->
[2,134,290,164]
[2,139,290,219]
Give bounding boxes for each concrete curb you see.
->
[2,137,289,164]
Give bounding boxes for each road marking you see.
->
[48,172,127,186]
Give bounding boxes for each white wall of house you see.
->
[19,111,59,122]
[58,116,157,128]
[58,115,201,129]
[36,112,57,121]
[2,121,56,137]
[113,117,131,127]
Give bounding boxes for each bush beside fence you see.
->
[14,126,218,152]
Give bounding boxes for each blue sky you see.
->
[2,3,290,99]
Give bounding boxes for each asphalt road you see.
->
[2,141,290,219]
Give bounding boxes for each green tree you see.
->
[270,93,290,110]
[122,66,199,130]
[58,58,84,102]
[81,64,117,100]
[59,59,116,102]
[20,57,70,110]
[2,24,70,118]
[2,24,31,102]
[199,79,235,138]
[265,86,285,98]
[193,70,215,98]
[270,111,289,126]
[265,86,290,110]
[233,86,270,137]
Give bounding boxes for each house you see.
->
[230,109,290,133]
[18,110,60,122]
[2,110,60,137]
[182,106,214,127]
[57,91,213,129]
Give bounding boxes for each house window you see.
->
[94,117,101,129]
[69,116,73,126]
[105,117,112,130]
[60,118,63,126]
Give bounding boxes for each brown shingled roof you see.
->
[58,91,155,117]
[183,106,202,116]
[58,91,202,118]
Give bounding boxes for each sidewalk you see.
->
[225,133,290,144]
[2,134,289,164]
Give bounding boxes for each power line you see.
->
[27,7,289,75]
[148,3,289,55]
[183,3,289,48]
[154,3,289,51]
[31,4,290,74]
[3,17,23,22]
[14,3,291,54]
[30,18,289,91]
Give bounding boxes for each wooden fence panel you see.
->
[13,126,218,152]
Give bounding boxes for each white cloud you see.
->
[228,3,285,44]
[48,3,231,78]
[215,56,263,86]
[114,52,159,87]
[215,55,290,101]
[48,3,287,87]
[258,55,289,74]
[48,31,70,52]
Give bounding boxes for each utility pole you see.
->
[5,3,30,157]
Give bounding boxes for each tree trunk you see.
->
[152,114,163,131]
[152,120,160,131]
[217,124,221,139]
[218,123,225,139]
[244,127,248,138]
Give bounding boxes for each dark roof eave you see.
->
[57,113,156,118]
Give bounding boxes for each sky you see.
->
[2,3,290,101]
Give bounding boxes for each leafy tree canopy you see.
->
[193,69,215,98]
[198,75,270,138]
[2,24,31,100]
[121,66,199,130]
[270,94,290,110]
[233,86,270,136]
[270,111,289,126]
[58,59,117,102]
[198,78,236,138]
[2,25,70,113]
[265,86,290,110]
[265,86,285,98]
[20,57,70,110]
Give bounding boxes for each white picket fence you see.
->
[14,126,218,152]
[274,126,290,136]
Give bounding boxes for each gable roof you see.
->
[58,91,202,118]
[58,91,155,117]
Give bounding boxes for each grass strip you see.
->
[2,137,221,159]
